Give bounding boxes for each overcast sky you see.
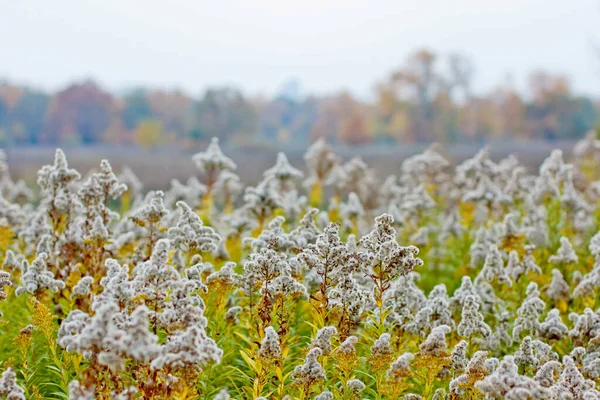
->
[1,0,599,98]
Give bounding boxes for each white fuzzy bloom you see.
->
[475,281,502,313]
[532,339,558,364]
[95,258,135,310]
[324,164,349,194]
[158,278,207,331]
[400,143,450,187]
[169,201,220,256]
[214,171,243,205]
[213,389,230,400]
[551,356,598,400]
[569,308,600,346]
[244,216,295,253]
[431,389,446,400]
[118,166,143,197]
[225,306,242,324]
[78,159,126,228]
[150,324,222,371]
[549,236,578,264]
[258,326,282,361]
[37,149,81,212]
[426,284,455,328]
[346,378,366,393]
[512,283,545,340]
[0,367,25,399]
[310,326,337,356]
[561,166,592,212]
[61,302,161,372]
[534,360,561,387]
[269,267,307,298]
[0,270,12,302]
[313,392,333,400]
[573,261,600,298]
[243,177,282,221]
[404,306,433,337]
[71,276,94,299]
[450,276,481,311]
[574,130,600,160]
[451,341,469,371]
[449,351,490,397]
[360,213,423,281]
[582,350,600,379]
[476,356,551,399]
[462,174,511,206]
[547,269,570,303]
[243,246,290,295]
[16,252,65,296]
[507,245,541,281]
[480,311,513,351]
[303,138,339,188]
[0,193,26,230]
[514,336,539,371]
[329,157,368,195]
[1,249,23,272]
[165,178,207,209]
[288,208,320,248]
[291,348,326,386]
[470,227,496,268]
[337,336,358,357]
[263,152,303,193]
[457,295,491,338]
[341,192,364,221]
[193,137,237,175]
[387,353,414,382]
[475,245,511,287]
[590,232,600,259]
[385,272,426,324]
[131,239,180,312]
[419,325,451,357]
[131,190,169,228]
[110,386,138,400]
[539,309,568,341]
[371,333,394,359]
[68,380,95,400]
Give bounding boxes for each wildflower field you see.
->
[2,133,600,400]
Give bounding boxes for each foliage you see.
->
[1,133,600,398]
[1,49,599,147]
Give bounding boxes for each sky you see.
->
[1,0,599,99]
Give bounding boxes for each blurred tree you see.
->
[187,88,257,142]
[0,84,24,110]
[43,80,115,144]
[134,119,164,150]
[526,72,595,140]
[312,93,371,145]
[146,90,191,139]
[12,90,49,144]
[259,96,318,145]
[0,85,48,144]
[122,89,152,130]
[0,50,597,147]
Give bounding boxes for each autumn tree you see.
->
[43,80,116,144]
[186,87,257,143]
[135,119,164,150]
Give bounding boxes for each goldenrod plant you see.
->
[1,133,600,398]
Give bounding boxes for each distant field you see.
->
[3,140,577,188]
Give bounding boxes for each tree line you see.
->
[0,49,598,148]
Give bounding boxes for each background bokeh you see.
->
[1,0,599,185]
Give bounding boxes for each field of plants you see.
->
[1,132,600,399]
